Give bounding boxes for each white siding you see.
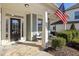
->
[50,8,79,32]
[56,24,65,32]
[75,23,79,30]
[50,23,79,32]
[66,8,79,21]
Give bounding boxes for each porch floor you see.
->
[0,40,52,56]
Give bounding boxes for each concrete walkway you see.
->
[32,51,52,56]
[0,41,52,56]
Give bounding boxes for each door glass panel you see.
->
[10,18,21,41]
[38,18,42,31]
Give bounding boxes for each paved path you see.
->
[0,42,52,56]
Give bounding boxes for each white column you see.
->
[42,11,48,49]
[37,14,38,33]
[30,14,32,41]
[36,14,38,37]
[0,8,1,45]
[8,18,10,42]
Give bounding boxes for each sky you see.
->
[57,3,76,10]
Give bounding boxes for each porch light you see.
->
[24,4,29,8]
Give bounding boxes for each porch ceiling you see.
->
[1,3,59,22]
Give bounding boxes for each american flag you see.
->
[55,3,68,24]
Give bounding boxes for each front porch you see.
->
[0,3,58,49]
[0,41,52,56]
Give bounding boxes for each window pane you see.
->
[6,20,8,32]
[75,11,79,19]
[22,23,23,37]
[6,19,8,39]
[38,19,42,31]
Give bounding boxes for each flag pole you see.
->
[65,23,67,30]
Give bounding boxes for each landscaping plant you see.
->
[51,37,66,50]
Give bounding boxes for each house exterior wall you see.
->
[55,24,71,32]
[66,8,79,21]
[1,6,26,43]
[0,3,57,45]
[75,23,79,30]
[50,23,79,32]
[50,8,79,32]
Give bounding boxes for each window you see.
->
[48,18,50,30]
[75,11,79,19]
[53,25,56,30]
[22,23,24,37]
[6,19,8,39]
[6,20,8,32]
[32,14,37,32]
[38,18,42,31]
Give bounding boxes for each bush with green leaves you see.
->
[57,30,79,43]
[72,38,79,43]
[51,37,66,50]
[63,30,73,42]
[65,30,79,41]
[57,31,72,43]
[70,23,76,30]
[57,32,67,40]
[71,30,79,39]
[75,30,79,38]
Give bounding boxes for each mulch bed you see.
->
[45,47,79,56]
[67,42,79,50]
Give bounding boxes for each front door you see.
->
[10,18,21,41]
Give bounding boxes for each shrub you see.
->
[57,30,79,43]
[55,30,79,45]
[51,37,66,50]
[57,32,67,39]
[64,31,73,43]
[70,23,76,30]
[70,30,79,39]
[71,30,79,39]
[50,31,57,36]
[75,30,79,38]
[72,38,79,43]
[72,30,76,39]
[57,31,73,43]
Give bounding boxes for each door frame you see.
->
[10,18,21,41]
